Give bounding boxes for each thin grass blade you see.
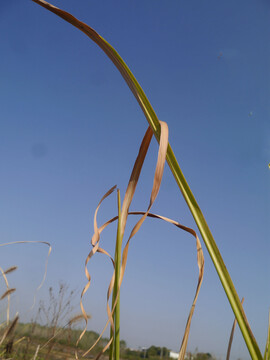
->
[114,190,122,360]
[226,297,245,360]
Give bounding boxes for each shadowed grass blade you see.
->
[226,298,244,360]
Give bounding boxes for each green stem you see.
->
[109,190,122,360]
[115,190,122,360]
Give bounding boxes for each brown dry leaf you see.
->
[129,212,204,360]
[119,121,168,287]
[78,123,167,358]
[0,315,19,346]
[31,0,158,131]
[3,266,18,275]
[78,121,203,360]
[0,288,16,301]
[68,314,91,326]
[0,267,12,323]
[81,208,204,360]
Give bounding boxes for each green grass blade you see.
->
[114,190,122,360]
[264,310,270,360]
[31,2,263,359]
[109,190,122,360]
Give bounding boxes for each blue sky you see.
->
[0,1,269,359]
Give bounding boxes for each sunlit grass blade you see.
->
[31,2,263,359]
[264,310,270,360]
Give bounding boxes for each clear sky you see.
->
[0,1,269,359]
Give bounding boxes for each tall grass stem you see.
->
[109,190,122,360]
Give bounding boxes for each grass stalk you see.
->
[109,189,122,360]
[264,310,270,360]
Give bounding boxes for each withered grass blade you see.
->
[31,0,160,137]
[0,267,12,324]
[3,266,18,275]
[120,121,168,285]
[129,212,204,360]
[120,126,153,237]
[79,123,167,358]
[0,288,16,301]
[0,315,19,346]
[68,314,91,326]
[226,297,245,360]
[83,209,204,360]
[80,122,201,360]
[77,186,117,355]
[33,345,40,360]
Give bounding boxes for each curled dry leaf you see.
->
[78,123,204,360]
[68,314,91,326]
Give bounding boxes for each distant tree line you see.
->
[122,345,171,360]
[122,346,215,360]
